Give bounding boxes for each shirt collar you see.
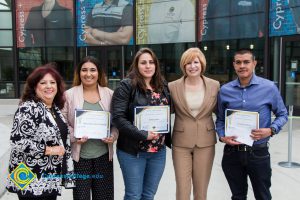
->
[102,0,118,6]
[231,73,260,88]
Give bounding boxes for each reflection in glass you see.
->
[0,0,11,10]
[0,31,12,46]
[290,0,300,34]
[0,83,15,98]
[0,12,12,28]
[0,48,13,81]
[201,0,265,41]
[285,41,300,108]
[202,39,264,85]
[18,47,74,81]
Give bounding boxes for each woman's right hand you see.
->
[147,131,159,140]
[46,146,65,156]
[76,136,88,144]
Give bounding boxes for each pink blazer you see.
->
[61,84,119,162]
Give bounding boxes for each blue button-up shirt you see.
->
[216,74,288,144]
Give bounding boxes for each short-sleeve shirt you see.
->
[86,0,133,33]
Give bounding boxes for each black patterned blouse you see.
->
[6,100,75,197]
[139,90,169,152]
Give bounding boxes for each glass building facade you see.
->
[1,0,300,114]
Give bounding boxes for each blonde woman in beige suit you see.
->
[169,47,220,200]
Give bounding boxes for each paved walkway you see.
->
[0,100,300,199]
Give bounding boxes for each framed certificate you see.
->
[74,109,110,139]
[225,109,259,146]
[134,105,170,134]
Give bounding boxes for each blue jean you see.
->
[117,147,166,200]
[222,145,272,200]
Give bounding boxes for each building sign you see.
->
[15,0,73,48]
[200,0,265,41]
[269,0,300,36]
[76,0,133,47]
[136,0,195,45]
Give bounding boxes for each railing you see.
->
[278,105,300,168]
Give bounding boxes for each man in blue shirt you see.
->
[216,49,288,200]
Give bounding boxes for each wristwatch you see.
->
[270,127,277,137]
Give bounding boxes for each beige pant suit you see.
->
[169,76,220,200]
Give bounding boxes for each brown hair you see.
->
[21,63,66,109]
[127,48,164,92]
[73,56,107,87]
[180,47,207,76]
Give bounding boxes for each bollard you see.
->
[278,105,300,168]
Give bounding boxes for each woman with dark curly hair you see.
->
[112,48,171,200]
[6,63,75,200]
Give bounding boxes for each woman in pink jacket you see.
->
[62,56,118,200]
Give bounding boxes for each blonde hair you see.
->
[180,47,206,76]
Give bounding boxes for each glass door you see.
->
[106,47,122,90]
[282,37,300,115]
[85,46,123,90]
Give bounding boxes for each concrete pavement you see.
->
[0,99,300,199]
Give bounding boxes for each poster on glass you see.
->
[15,0,73,47]
[76,0,133,46]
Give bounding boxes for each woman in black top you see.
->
[112,48,171,200]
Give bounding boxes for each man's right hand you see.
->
[220,136,241,145]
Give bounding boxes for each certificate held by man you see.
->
[134,105,170,134]
[74,109,110,139]
[225,109,259,146]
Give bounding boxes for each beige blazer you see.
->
[61,84,119,162]
[169,76,220,148]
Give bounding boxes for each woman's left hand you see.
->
[102,135,116,144]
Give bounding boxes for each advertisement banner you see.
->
[136,0,196,45]
[200,0,265,41]
[15,0,73,48]
[76,0,133,46]
[269,0,300,36]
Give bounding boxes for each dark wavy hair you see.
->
[21,63,66,109]
[127,48,164,92]
[73,56,107,87]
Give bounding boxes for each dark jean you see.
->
[222,144,272,200]
[117,147,166,200]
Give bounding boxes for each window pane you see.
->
[0,30,12,46]
[0,12,12,28]
[0,48,13,81]
[18,47,74,81]
[202,38,264,85]
[0,0,11,10]
[201,0,265,41]
[0,82,15,98]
